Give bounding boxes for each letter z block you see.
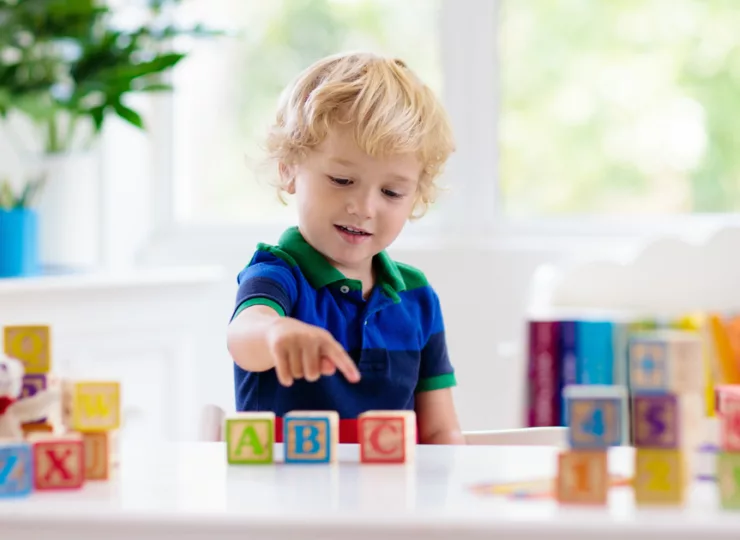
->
[284,410,339,464]
[0,442,33,498]
[633,393,703,449]
[555,450,608,505]
[30,433,85,490]
[717,452,740,509]
[633,449,687,505]
[358,410,416,464]
[62,380,121,432]
[564,385,626,449]
[225,412,275,465]
[3,325,51,374]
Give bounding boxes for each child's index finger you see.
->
[324,339,360,383]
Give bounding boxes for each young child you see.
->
[226,51,465,445]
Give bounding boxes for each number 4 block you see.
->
[564,385,627,449]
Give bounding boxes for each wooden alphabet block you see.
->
[716,385,740,417]
[284,410,338,464]
[21,373,48,398]
[62,380,120,432]
[633,449,687,505]
[629,330,704,394]
[3,325,51,374]
[555,450,608,505]
[225,412,275,464]
[720,395,740,452]
[30,433,85,490]
[358,410,416,464]
[22,421,54,436]
[633,393,703,449]
[0,442,33,498]
[564,385,626,449]
[717,452,740,509]
[82,431,116,480]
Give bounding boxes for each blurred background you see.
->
[1,0,739,441]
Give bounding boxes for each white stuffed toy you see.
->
[0,354,60,440]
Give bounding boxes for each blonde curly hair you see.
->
[264,51,455,218]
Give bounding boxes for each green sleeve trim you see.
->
[415,372,457,393]
[233,298,286,318]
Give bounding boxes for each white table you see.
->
[1,442,739,540]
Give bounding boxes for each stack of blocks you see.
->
[557,384,627,504]
[715,384,740,508]
[0,325,120,498]
[629,329,704,505]
[225,410,417,464]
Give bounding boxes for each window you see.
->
[499,0,740,219]
[170,0,442,225]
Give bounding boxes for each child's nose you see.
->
[347,192,376,218]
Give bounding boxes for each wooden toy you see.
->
[719,394,740,452]
[633,393,703,449]
[629,330,704,394]
[358,410,416,464]
[21,373,48,398]
[555,450,608,505]
[0,441,33,498]
[563,385,626,449]
[22,421,54,435]
[716,385,740,417]
[30,432,85,490]
[62,380,120,432]
[633,448,687,505]
[82,431,116,480]
[225,412,275,464]
[3,325,51,374]
[284,410,339,464]
[717,452,740,509]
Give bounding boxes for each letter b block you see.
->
[0,442,33,498]
[564,385,626,449]
[284,410,339,464]
[358,410,416,464]
[63,380,121,432]
[225,412,275,464]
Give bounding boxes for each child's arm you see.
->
[227,305,285,373]
[415,388,466,444]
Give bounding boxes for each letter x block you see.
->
[564,385,627,449]
[284,410,339,464]
[63,380,121,432]
[3,325,51,374]
[225,412,275,464]
[358,410,416,464]
[0,442,33,498]
[31,433,85,490]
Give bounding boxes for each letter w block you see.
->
[63,380,121,432]
[358,410,417,464]
[284,411,339,464]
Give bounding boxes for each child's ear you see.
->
[278,162,296,194]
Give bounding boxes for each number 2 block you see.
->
[633,449,687,505]
[564,385,626,449]
[284,410,338,464]
[225,412,275,464]
[556,450,608,505]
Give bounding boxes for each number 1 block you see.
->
[358,410,416,464]
[0,442,33,498]
[556,450,608,505]
[225,412,275,464]
[633,449,687,505]
[284,410,338,464]
[564,385,627,449]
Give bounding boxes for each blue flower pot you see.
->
[0,209,40,278]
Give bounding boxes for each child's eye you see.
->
[329,176,351,186]
[382,188,403,199]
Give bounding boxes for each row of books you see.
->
[525,311,740,427]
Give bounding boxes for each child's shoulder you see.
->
[390,259,441,301]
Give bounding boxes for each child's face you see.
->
[284,125,421,279]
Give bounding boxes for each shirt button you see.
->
[340,285,350,294]
[364,320,368,325]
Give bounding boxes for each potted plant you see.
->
[0,0,216,276]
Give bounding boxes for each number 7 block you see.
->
[563,385,627,449]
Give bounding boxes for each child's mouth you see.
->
[335,224,372,243]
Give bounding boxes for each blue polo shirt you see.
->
[231,226,456,420]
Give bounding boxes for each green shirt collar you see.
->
[278,227,406,301]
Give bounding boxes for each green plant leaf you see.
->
[113,102,144,129]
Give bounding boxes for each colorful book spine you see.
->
[526,320,560,427]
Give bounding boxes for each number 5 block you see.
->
[564,385,627,449]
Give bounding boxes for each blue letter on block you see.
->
[284,418,331,463]
[0,443,33,498]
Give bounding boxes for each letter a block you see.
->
[358,410,416,464]
[564,385,626,449]
[0,442,33,498]
[63,380,121,432]
[31,433,85,490]
[284,410,339,464]
[633,449,687,505]
[225,412,275,464]
[555,450,608,505]
[3,325,51,374]
[717,452,740,509]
